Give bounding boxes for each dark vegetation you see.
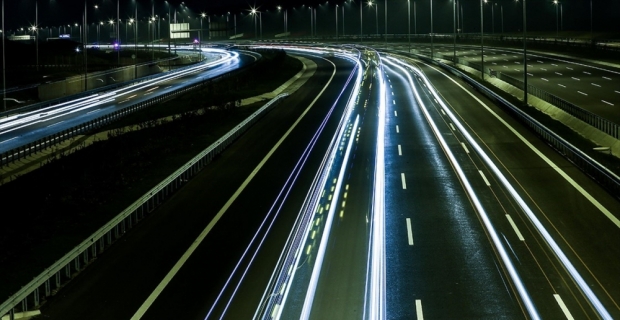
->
[0,49,302,299]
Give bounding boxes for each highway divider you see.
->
[0,92,289,320]
[391,50,620,200]
[0,58,252,168]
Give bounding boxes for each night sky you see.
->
[4,0,619,38]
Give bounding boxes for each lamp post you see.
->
[384,0,387,45]
[359,0,362,41]
[523,0,527,105]
[414,1,417,34]
[2,0,5,112]
[480,0,484,80]
[251,9,258,39]
[408,0,411,50]
[336,4,339,40]
[368,1,378,37]
[453,0,456,63]
[200,13,205,52]
[431,0,434,59]
[553,0,559,37]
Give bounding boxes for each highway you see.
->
[6,43,620,320]
[0,48,254,154]
[380,53,620,319]
[398,43,620,123]
[38,52,362,320]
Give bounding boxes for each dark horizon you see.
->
[3,0,620,39]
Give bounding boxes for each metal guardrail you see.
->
[0,92,289,319]
[401,52,620,200]
[0,58,252,168]
[497,72,620,139]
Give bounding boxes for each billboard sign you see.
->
[170,23,189,39]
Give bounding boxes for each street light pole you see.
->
[480,0,484,80]
[554,0,558,38]
[414,1,417,34]
[359,0,362,41]
[336,4,339,40]
[2,0,5,112]
[36,0,38,71]
[384,0,387,45]
[523,0,527,105]
[408,0,411,50]
[431,0,434,59]
[453,0,456,63]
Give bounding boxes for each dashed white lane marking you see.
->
[566,67,573,70]
[478,170,491,187]
[449,123,456,131]
[406,218,414,245]
[541,68,548,71]
[603,76,612,80]
[394,110,398,117]
[583,71,591,75]
[542,78,549,82]
[578,91,588,96]
[416,300,424,320]
[401,173,407,189]
[558,84,566,88]
[571,77,580,81]
[398,144,402,156]
[602,100,614,106]
[461,142,470,154]
[506,214,525,241]
[555,72,563,76]
[592,83,601,87]
[396,125,400,133]
[553,294,575,320]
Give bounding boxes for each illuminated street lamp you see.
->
[553,0,560,37]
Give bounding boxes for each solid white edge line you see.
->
[506,214,525,241]
[553,294,575,320]
[478,170,491,187]
[130,57,339,320]
[406,218,414,246]
[401,173,407,190]
[415,299,424,320]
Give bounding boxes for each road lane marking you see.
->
[398,144,402,156]
[552,63,558,66]
[514,69,520,72]
[602,100,614,106]
[616,91,620,94]
[578,91,588,96]
[394,110,398,117]
[401,173,407,189]
[478,170,491,186]
[461,142,470,154]
[393,100,396,104]
[406,218,414,245]
[566,67,573,70]
[558,84,566,88]
[537,60,543,63]
[46,121,64,128]
[440,109,446,115]
[0,136,18,144]
[571,77,580,81]
[553,294,575,320]
[449,123,456,131]
[541,68,547,71]
[416,300,424,320]
[603,76,612,80]
[555,72,563,76]
[591,83,601,87]
[86,109,101,114]
[527,73,533,76]
[542,78,549,82]
[506,214,525,241]
[130,57,340,320]
[396,125,400,133]
[584,71,591,75]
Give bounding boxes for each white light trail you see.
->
[384,57,540,320]
[388,56,613,320]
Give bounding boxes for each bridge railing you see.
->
[0,92,289,320]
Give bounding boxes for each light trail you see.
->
[384,56,540,320]
[387,56,613,320]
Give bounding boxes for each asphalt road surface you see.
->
[39,53,359,320]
